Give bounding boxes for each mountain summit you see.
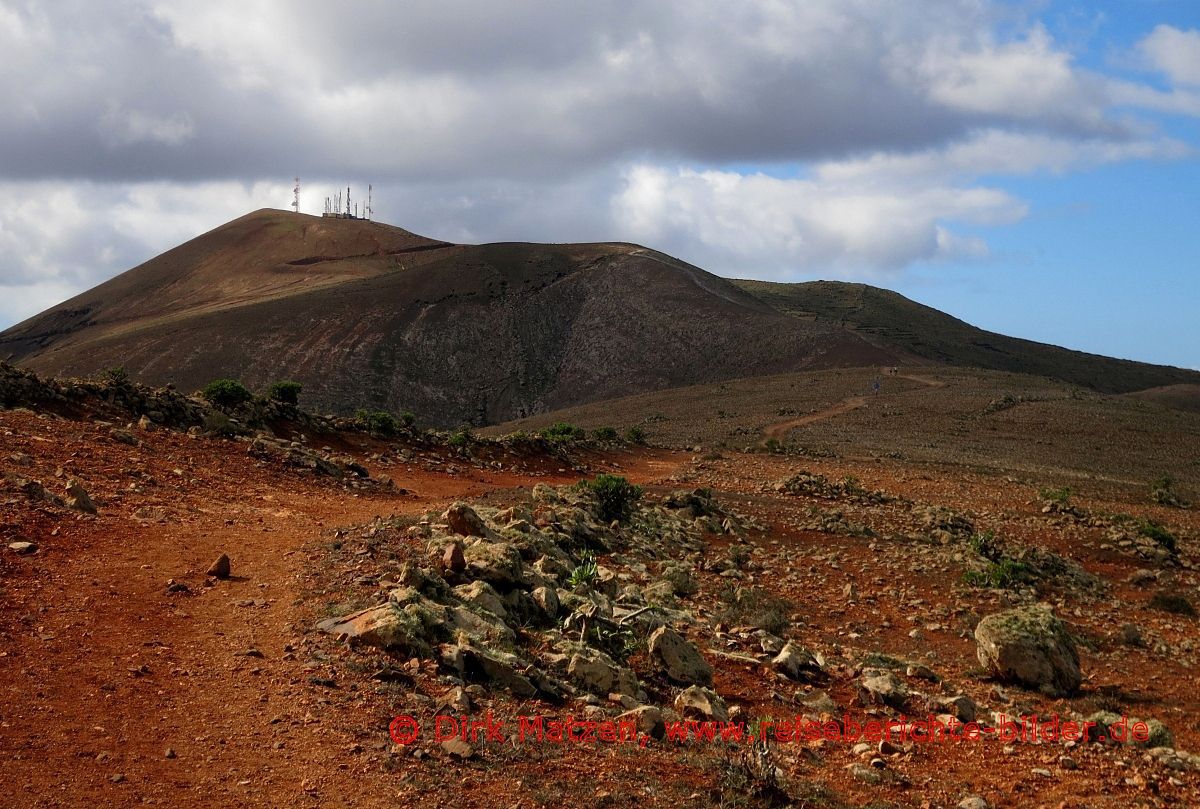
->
[1,210,910,424]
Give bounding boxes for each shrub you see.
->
[592,426,619,442]
[448,425,473,448]
[102,366,129,385]
[400,411,416,428]
[202,410,238,437]
[624,425,647,445]
[1149,591,1196,616]
[267,380,302,405]
[1151,476,1190,508]
[963,559,1032,590]
[1136,518,1178,555]
[579,474,643,523]
[541,422,585,444]
[1038,486,1073,505]
[716,585,793,635]
[201,378,253,409]
[355,409,398,436]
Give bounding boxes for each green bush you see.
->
[580,474,643,523]
[963,559,1031,589]
[592,426,619,442]
[267,380,302,405]
[1038,486,1073,504]
[355,409,398,436]
[1151,476,1189,508]
[400,411,416,427]
[201,378,253,409]
[1136,518,1178,555]
[448,425,473,448]
[102,366,129,385]
[541,422,585,443]
[567,551,600,589]
[624,425,647,445]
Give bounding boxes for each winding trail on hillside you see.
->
[760,371,946,444]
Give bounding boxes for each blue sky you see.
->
[0,0,1197,369]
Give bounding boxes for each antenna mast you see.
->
[292,177,300,213]
[367,184,372,220]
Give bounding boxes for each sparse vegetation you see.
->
[566,551,599,589]
[579,474,643,523]
[624,425,646,445]
[101,366,129,385]
[267,380,302,405]
[591,426,619,442]
[356,409,398,436]
[448,425,473,448]
[1149,591,1196,617]
[1038,486,1073,505]
[201,378,253,409]
[1135,518,1178,555]
[716,585,793,635]
[541,422,585,444]
[1151,475,1190,508]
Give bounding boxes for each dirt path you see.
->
[0,414,687,807]
[760,372,947,443]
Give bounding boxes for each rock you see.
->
[772,642,825,681]
[618,706,666,740]
[463,542,524,587]
[137,415,155,431]
[531,585,560,618]
[443,502,489,537]
[673,685,729,722]
[858,670,909,710]
[166,579,189,593]
[1128,569,1157,587]
[440,738,474,759]
[7,541,37,554]
[65,480,97,514]
[453,580,508,618]
[318,596,443,657]
[957,797,991,809]
[648,625,713,686]
[567,649,640,697]
[442,542,466,574]
[974,604,1081,695]
[109,428,138,446]
[450,643,538,698]
[1118,623,1144,647]
[929,694,978,723]
[207,553,232,578]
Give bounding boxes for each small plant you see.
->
[728,544,752,570]
[591,426,619,442]
[1149,591,1196,617]
[716,584,793,635]
[541,422,585,444]
[963,559,1031,589]
[624,425,646,445]
[448,425,473,448]
[101,366,129,385]
[579,474,643,523]
[355,409,398,436]
[201,378,253,409]
[764,438,783,454]
[202,410,238,437]
[399,411,416,428]
[1135,518,1178,555]
[1151,476,1190,508]
[1038,486,1073,505]
[566,551,599,589]
[267,380,302,405]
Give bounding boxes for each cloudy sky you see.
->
[2,0,1198,367]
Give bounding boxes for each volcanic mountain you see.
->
[0,210,907,424]
[2,209,1195,425]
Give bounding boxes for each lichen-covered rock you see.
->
[674,685,729,722]
[317,598,443,657]
[566,647,640,697]
[454,580,508,618]
[648,625,713,686]
[463,541,524,587]
[772,642,825,682]
[443,502,490,538]
[975,604,1081,695]
[446,643,538,698]
[858,669,910,710]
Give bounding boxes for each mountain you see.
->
[0,210,906,425]
[733,279,1200,394]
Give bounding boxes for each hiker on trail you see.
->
[872,379,881,396]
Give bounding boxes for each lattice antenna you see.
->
[346,186,351,216]
[292,177,300,213]
[367,184,372,220]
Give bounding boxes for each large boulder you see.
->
[445,643,538,698]
[674,685,729,722]
[648,626,713,686]
[974,605,1081,695]
[567,648,641,697]
[443,502,490,538]
[317,593,444,657]
[463,541,524,587]
[771,642,825,682]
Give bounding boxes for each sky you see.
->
[1,0,1198,368]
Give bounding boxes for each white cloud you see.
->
[1139,24,1200,86]
[611,165,1026,277]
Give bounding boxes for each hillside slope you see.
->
[0,210,906,425]
[734,279,1199,393]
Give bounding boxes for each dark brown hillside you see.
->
[0,210,907,425]
[734,279,1200,393]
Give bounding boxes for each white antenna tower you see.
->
[292,177,300,213]
[346,186,351,217]
[367,184,372,220]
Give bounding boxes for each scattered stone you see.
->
[772,642,825,682]
[647,625,713,686]
[65,480,97,514]
[957,797,991,809]
[974,604,1081,695]
[207,553,232,579]
[442,541,466,574]
[109,428,138,446]
[443,502,489,537]
[674,685,729,722]
[7,541,37,554]
[618,705,666,740]
[440,738,474,759]
[858,670,909,710]
[166,579,189,593]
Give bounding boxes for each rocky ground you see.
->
[2,367,1199,808]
